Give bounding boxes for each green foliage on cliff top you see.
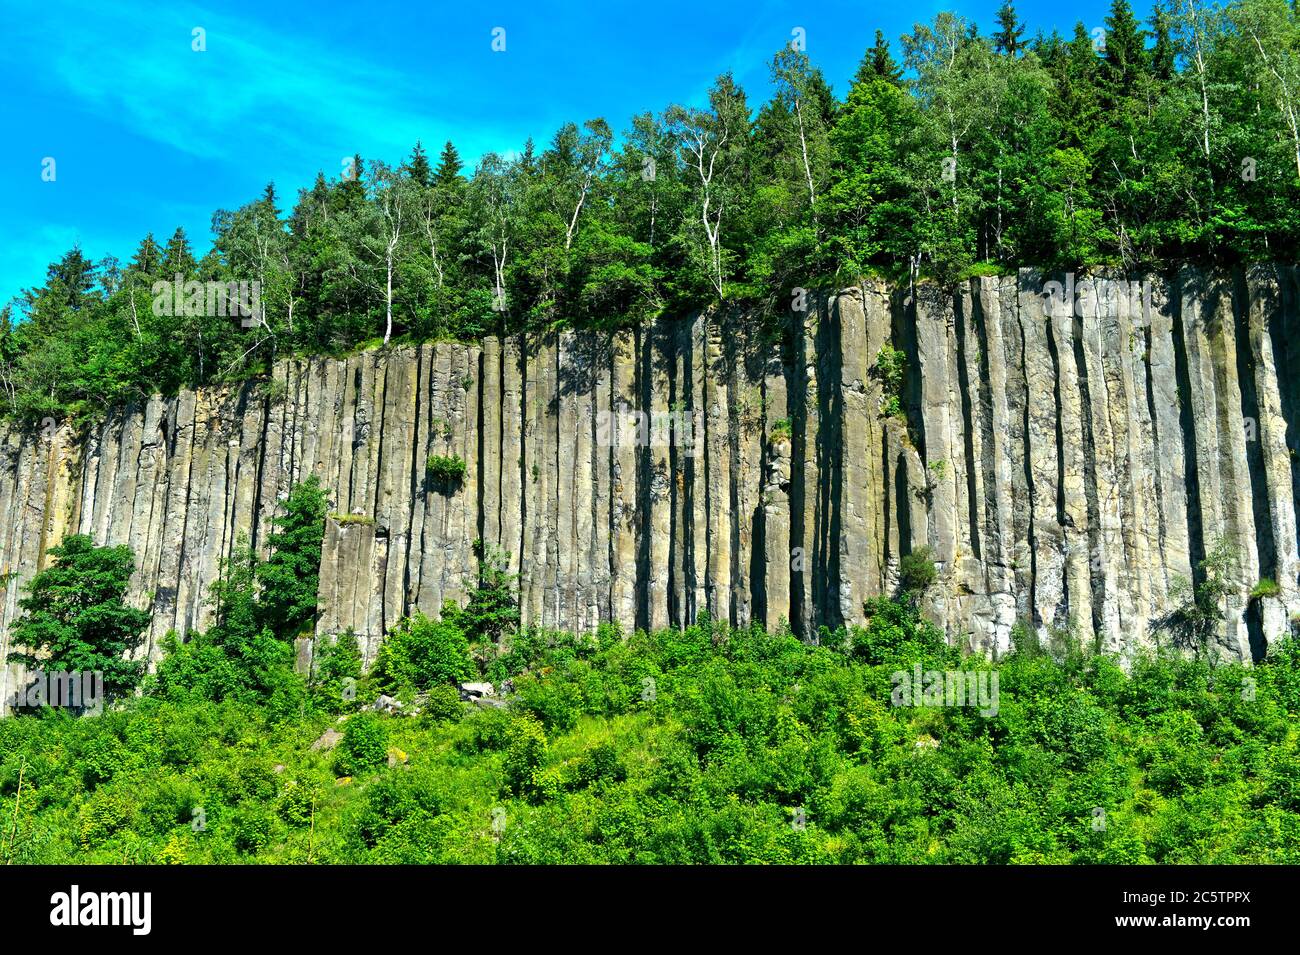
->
[8,0,1300,425]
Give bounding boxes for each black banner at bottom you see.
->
[0,864,1282,942]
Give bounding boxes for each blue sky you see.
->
[0,0,1153,307]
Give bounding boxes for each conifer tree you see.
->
[994,1,1026,55]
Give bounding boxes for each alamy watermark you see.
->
[891,664,999,717]
[50,885,151,935]
[1041,273,1152,324]
[6,669,104,714]
[596,408,699,457]
[151,274,261,327]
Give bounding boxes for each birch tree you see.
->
[1232,0,1300,178]
[666,74,751,300]
[364,162,408,345]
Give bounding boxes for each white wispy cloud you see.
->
[6,0,503,176]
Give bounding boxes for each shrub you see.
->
[277,778,317,827]
[514,671,583,733]
[231,804,276,853]
[874,345,906,420]
[313,630,363,712]
[335,713,389,776]
[502,716,548,800]
[571,741,626,788]
[426,453,467,487]
[1159,540,1236,657]
[853,596,948,666]
[420,684,464,723]
[353,768,447,850]
[373,611,474,693]
[458,706,515,753]
[79,789,135,848]
[140,777,203,835]
[899,545,938,595]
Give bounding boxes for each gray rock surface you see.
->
[2,267,1298,711]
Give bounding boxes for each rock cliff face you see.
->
[2,267,1298,704]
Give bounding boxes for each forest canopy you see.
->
[4,0,1300,424]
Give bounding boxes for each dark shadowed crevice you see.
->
[1069,311,1104,637]
[895,450,912,561]
[405,349,426,616]
[248,384,270,556]
[1013,299,1040,628]
[1232,268,1277,589]
[666,323,682,629]
[517,343,528,596]
[726,317,742,629]
[1143,324,1169,554]
[370,354,389,522]
[955,286,982,560]
[788,316,807,639]
[816,295,844,633]
[1171,271,1207,582]
[681,321,698,626]
[635,326,652,634]
[1277,269,1300,570]
[1246,597,1268,663]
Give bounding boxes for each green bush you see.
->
[426,453,467,487]
[373,611,474,693]
[502,716,548,800]
[457,706,515,753]
[312,630,363,712]
[231,804,276,853]
[1251,578,1282,600]
[874,345,907,420]
[277,777,323,828]
[420,683,465,723]
[78,789,135,848]
[335,713,389,777]
[899,545,938,595]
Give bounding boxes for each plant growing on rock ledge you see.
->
[453,539,521,644]
[874,345,906,421]
[1159,540,1237,661]
[898,545,938,600]
[1250,577,1281,601]
[426,453,466,489]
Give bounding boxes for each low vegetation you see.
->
[1,482,1298,864]
[426,453,467,487]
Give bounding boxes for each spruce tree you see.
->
[1149,3,1176,82]
[129,233,162,276]
[435,140,463,185]
[993,1,1026,55]
[854,30,903,88]
[405,140,433,186]
[1102,0,1147,101]
[255,475,328,640]
[261,181,280,218]
[162,227,196,277]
